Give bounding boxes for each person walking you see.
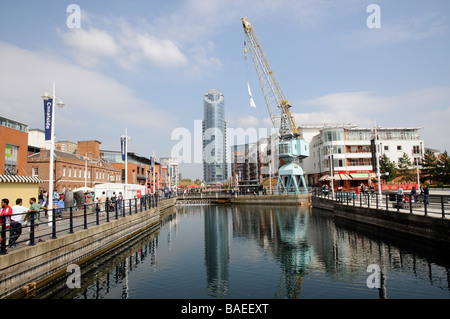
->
[10,198,28,247]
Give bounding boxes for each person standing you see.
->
[10,198,28,247]
[99,191,107,216]
[423,185,430,204]
[26,197,42,230]
[397,187,404,206]
[1,199,13,245]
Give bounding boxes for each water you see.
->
[45,205,450,299]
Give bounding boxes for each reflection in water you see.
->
[44,205,450,299]
[204,206,230,297]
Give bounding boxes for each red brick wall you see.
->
[0,126,28,176]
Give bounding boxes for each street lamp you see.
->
[42,82,65,226]
[121,129,131,199]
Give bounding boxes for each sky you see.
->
[1,0,449,179]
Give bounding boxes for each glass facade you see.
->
[203,89,227,183]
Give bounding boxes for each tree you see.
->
[436,151,450,184]
[397,153,414,183]
[421,149,437,183]
[379,154,397,183]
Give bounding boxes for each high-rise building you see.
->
[203,89,227,183]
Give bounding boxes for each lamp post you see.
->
[42,82,65,226]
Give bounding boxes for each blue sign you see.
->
[121,137,126,161]
[43,99,53,140]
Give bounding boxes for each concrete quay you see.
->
[0,198,176,299]
[312,196,450,246]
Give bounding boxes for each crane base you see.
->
[276,162,308,195]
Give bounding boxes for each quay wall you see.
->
[0,198,176,299]
[231,194,311,206]
[312,196,450,245]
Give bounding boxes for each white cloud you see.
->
[0,42,177,149]
[61,28,120,68]
[293,88,450,151]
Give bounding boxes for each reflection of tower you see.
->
[204,206,230,297]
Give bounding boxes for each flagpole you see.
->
[152,151,155,195]
[125,128,128,199]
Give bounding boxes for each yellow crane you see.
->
[242,17,309,194]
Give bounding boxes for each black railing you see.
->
[0,194,174,255]
[312,188,448,219]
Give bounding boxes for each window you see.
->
[63,166,66,177]
[412,145,420,154]
[397,145,402,151]
[384,146,389,151]
[68,167,72,177]
[32,167,38,177]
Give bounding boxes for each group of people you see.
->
[397,184,430,204]
[0,197,45,248]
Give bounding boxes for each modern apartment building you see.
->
[300,124,425,188]
[160,157,179,188]
[202,89,227,183]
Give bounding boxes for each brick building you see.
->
[1,116,29,176]
[28,141,122,193]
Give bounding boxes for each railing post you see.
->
[424,198,428,216]
[29,216,36,245]
[106,201,110,222]
[376,193,379,209]
[129,199,132,216]
[441,196,446,219]
[96,203,100,225]
[0,216,6,254]
[69,206,74,233]
[135,198,138,214]
[386,194,389,211]
[84,204,88,229]
[115,200,119,220]
[409,194,413,214]
[52,209,57,239]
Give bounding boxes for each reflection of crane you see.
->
[242,17,309,194]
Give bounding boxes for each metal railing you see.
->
[312,188,448,219]
[0,194,175,255]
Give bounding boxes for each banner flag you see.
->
[43,99,53,140]
[247,82,256,108]
[121,137,126,161]
[151,156,154,172]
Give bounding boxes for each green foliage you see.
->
[436,151,450,184]
[379,154,397,182]
[397,152,414,183]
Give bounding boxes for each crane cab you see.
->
[278,138,309,160]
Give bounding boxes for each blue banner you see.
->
[43,99,53,140]
[121,137,126,161]
[151,156,154,172]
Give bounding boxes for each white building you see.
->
[299,124,424,188]
[160,157,179,189]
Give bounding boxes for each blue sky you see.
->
[1,0,449,179]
